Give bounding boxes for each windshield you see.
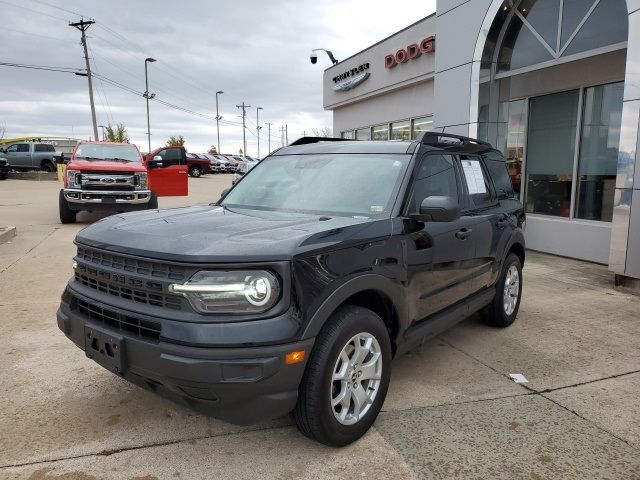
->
[223,154,410,217]
[75,143,140,162]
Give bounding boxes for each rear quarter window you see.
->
[460,156,494,209]
[35,144,55,152]
[483,150,515,199]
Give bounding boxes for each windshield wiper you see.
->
[76,156,103,160]
[104,157,134,162]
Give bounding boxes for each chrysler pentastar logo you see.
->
[332,63,370,91]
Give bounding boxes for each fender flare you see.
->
[300,273,407,340]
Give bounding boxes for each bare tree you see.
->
[311,127,332,138]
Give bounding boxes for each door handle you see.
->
[178,171,187,174]
[455,228,472,240]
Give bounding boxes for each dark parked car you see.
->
[185,153,212,177]
[57,133,525,447]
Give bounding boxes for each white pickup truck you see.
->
[0,141,63,172]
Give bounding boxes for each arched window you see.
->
[497,0,628,74]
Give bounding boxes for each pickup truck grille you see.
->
[75,246,187,310]
[80,173,138,191]
[73,298,161,341]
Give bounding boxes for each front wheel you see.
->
[59,190,77,224]
[147,192,158,209]
[293,305,392,446]
[481,252,522,328]
[188,166,202,177]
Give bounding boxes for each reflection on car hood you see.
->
[75,205,388,262]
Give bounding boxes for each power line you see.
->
[0,0,67,21]
[29,0,85,17]
[0,61,84,74]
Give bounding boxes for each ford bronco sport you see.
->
[57,133,525,446]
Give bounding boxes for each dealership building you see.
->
[322,0,640,284]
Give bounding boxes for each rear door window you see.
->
[459,155,495,209]
[35,144,55,152]
[17,144,30,153]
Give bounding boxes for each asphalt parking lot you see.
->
[1,176,639,479]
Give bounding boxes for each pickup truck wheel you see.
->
[58,190,77,224]
[41,161,55,173]
[147,192,158,209]
[188,166,202,177]
[293,305,392,446]
[481,253,522,328]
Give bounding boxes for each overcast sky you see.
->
[0,0,435,155]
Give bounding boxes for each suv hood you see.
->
[75,205,388,262]
[67,158,146,172]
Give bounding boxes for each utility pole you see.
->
[69,19,98,142]
[256,107,263,158]
[236,102,251,155]
[280,125,285,147]
[285,124,288,145]
[143,57,156,153]
[266,122,272,154]
[216,90,223,153]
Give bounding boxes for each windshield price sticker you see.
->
[461,159,487,195]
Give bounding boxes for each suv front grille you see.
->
[75,246,187,310]
[75,271,182,310]
[76,247,187,281]
[74,298,161,341]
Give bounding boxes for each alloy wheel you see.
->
[503,264,520,315]
[330,332,383,426]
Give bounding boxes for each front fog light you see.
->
[169,270,280,314]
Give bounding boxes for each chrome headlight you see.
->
[66,169,81,188]
[136,172,148,189]
[169,270,281,314]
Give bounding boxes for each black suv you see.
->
[57,133,525,446]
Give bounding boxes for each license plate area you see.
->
[101,195,116,203]
[84,325,125,375]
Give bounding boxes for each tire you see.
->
[189,166,202,177]
[147,192,158,209]
[482,252,523,328]
[293,305,392,446]
[41,161,55,173]
[58,190,77,224]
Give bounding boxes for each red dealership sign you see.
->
[385,36,435,69]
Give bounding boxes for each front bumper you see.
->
[57,286,313,425]
[63,188,152,205]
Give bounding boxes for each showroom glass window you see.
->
[391,121,411,141]
[496,99,527,194]
[575,82,624,221]
[356,128,371,141]
[497,0,628,73]
[372,124,389,141]
[411,117,433,139]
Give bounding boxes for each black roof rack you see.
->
[418,131,492,148]
[288,136,351,146]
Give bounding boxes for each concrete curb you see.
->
[0,226,17,245]
[8,171,58,181]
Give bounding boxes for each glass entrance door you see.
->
[525,90,580,217]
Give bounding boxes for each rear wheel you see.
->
[481,252,522,327]
[189,166,203,177]
[41,161,55,173]
[293,305,392,446]
[147,192,158,209]
[58,190,77,224]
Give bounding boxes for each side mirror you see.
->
[411,196,460,222]
[147,156,164,169]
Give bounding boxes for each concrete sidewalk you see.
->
[0,177,638,479]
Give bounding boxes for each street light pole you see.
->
[256,107,263,158]
[144,57,156,152]
[97,125,106,141]
[215,90,223,154]
[266,122,272,155]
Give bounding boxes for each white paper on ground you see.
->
[461,159,487,195]
[509,373,528,384]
